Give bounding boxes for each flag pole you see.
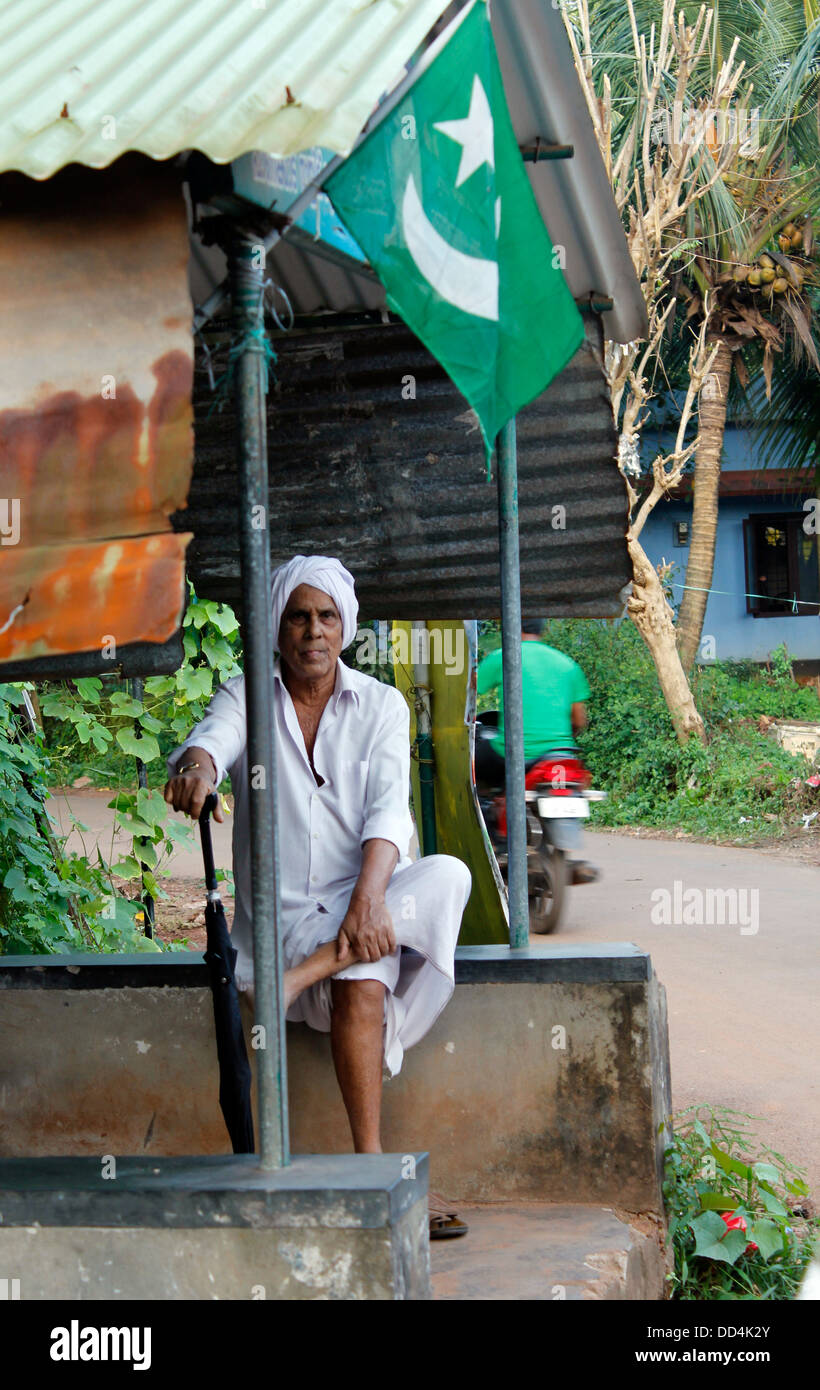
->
[496,417,529,950]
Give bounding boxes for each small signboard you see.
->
[232,149,366,264]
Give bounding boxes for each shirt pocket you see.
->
[339,758,368,785]
[338,758,368,820]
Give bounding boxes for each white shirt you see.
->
[168,657,414,974]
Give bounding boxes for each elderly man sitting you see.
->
[164,555,472,1238]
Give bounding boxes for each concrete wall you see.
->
[0,945,671,1214]
[0,1153,431,1301]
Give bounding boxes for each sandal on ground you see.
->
[428,1189,469,1240]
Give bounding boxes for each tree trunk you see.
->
[676,338,733,671]
[627,534,706,744]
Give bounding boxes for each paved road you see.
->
[51,789,235,875]
[568,829,820,1200]
[50,792,819,1198]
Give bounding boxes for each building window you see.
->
[743,512,820,617]
[673,521,689,547]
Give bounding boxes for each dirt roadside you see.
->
[590,821,820,866]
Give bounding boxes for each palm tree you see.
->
[750,346,820,480]
[580,1,820,670]
[675,175,819,666]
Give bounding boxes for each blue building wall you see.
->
[639,427,819,663]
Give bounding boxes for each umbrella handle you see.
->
[199,792,220,894]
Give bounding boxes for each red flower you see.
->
[720,1211,758,1254]
[807,774,820,788]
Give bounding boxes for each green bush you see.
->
[664,1106,816,1300]
[484,619,820,840]
[547,620,820,837]
[1,589,241,955]
[0,684,155,955]
[40,590,242,790]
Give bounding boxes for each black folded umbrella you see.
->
[199,793,255,1155]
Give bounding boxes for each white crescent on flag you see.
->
[401,174,499,322]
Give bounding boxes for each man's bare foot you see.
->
[239,939,363,1018]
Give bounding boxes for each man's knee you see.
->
[330,978,386,1017]
[422,853,472,897]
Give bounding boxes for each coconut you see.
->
[791,229,803,249]
[760,266,776,283]
[772,277,789,294]
[758,253,775,270]
[783,222,797,238]
[747,268,762,287]
[778,234,792,253]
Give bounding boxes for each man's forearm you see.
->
[352,838,399,902]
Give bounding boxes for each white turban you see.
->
[270,554,359,650]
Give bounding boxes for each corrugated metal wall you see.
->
[182,318,629,619]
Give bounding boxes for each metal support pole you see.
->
[230,232,288,1168]
[496,418,529,949]
[411,621,437,856]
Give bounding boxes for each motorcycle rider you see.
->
[475,619,598,885]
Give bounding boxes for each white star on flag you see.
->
[434,73,495,188]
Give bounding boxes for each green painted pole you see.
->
[411,621,437,855]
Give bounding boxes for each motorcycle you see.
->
[475,712,606,934]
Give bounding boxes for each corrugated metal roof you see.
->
[188,0,647,344]
[0,0,452,180]
[180,318,630,618]
[491,0,647,345]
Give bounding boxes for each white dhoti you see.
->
[242,854,471,1078]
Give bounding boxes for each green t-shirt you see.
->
[476,641,590,758]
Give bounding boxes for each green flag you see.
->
[324,0,584,461]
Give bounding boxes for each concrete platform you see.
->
[431,1203,667,1300]
[0,1154,430,1300]
[0,945,672,1214]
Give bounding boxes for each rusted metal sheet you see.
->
[0,157,193,677]
[183,318,629,619]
